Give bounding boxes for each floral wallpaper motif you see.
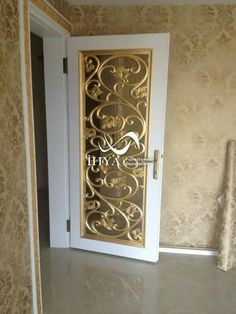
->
[47,0,70,20]
[71,4,236,248]
[0,0,33,313]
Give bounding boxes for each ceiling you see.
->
[68,0,236,5]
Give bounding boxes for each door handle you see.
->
[153,150,159,179]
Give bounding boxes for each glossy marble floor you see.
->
[38,192,236,314]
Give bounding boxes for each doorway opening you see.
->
[30,33,50,251]
[26,3,70,312]
[30,33,51,310]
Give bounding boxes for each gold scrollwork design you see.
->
[80,49,152,247]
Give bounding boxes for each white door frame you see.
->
[30,2,70,249]
[19,1,70,313]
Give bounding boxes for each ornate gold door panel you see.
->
[68,34,169,262]
[80,49,152,247]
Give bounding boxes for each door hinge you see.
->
[63,57,68,74]
[66,219,70,232]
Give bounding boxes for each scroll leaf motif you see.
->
[99,214,117,231]
[133,86,148,98]
[85,59,96,73]
[89,84,103,98]
[131,228,142,241]
[101,115,123,130]
[126,204,139,219]
[86,200,100,211]
[110,176,127,189]
[113,66,131,81]
[85,128,96,139]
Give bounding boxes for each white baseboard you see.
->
[159,246,219,256]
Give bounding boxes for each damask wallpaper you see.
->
[1,2,236,313]
[70,5,236,249]
[41,0,71,21]
[0,0,33,313]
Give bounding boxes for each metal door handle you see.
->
[153,150,159,179]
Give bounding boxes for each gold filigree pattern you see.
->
[80,49,152,246]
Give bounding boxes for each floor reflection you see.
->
[40,245,236,314]
[41,246,159,314]
[38,192,236,314]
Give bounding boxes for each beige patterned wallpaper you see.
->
[0,0,33,313]
[0,2,235,313]
[70,5,236,249]
[47,0,71,20]
[1,2,235,312]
